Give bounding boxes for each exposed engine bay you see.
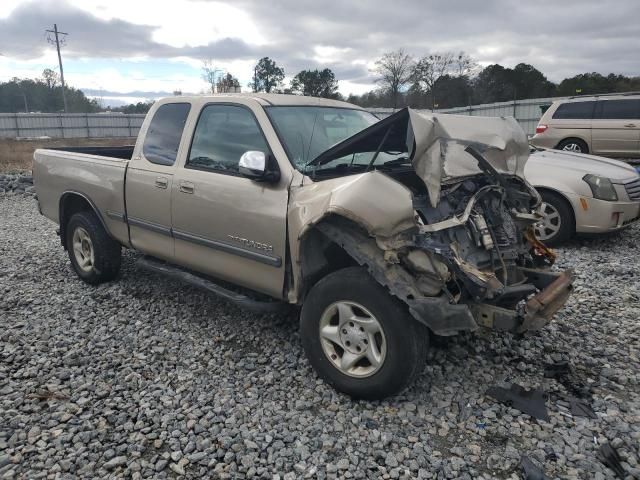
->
[306,108,574,336]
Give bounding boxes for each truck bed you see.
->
[32,148,131,247]
[49,145,134,160]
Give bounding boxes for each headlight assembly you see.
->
[583,174,618,201]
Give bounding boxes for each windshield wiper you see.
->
[307,163,368,175]
[378,157,412,169]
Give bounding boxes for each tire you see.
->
[534,190,575,246]
[556,138,589,154]
[300,267,428,400]
[66,211,121,285]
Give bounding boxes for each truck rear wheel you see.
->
[66,211,121,284]
[300,267,428,399]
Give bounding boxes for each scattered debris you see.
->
[26,390,69,401]
[597,443,626,479]
[544,360,570,378]
[520,455,549,480]
[568,397,597,419]
[486,383,549,421]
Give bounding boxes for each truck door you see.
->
[126,102,191,261]
[171,103,289,299]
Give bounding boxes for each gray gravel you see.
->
[1,192,639,479]
[0,173,35,196]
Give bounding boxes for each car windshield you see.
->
[266,106,408,176]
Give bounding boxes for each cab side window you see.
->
[187,104,269,173]
[143,103,191,166]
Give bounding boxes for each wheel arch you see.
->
[59,191,112,249]
[555,136,589,153]
[297,214,363,299]
[535,186,577,233]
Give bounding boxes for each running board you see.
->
[136,256,288,314]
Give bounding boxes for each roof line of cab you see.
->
[156,93,363,110]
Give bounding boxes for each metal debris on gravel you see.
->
[1,188,639,479]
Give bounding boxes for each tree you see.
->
[201,59,223,94]
[216,73,241,93]
[373,49,414,109]
[473,63,555,103]
[511,63,555,99]
[290,68,339,98]
[473,64,514,103]
[454,52,478,78]
[411,52,455,110]
[556,72,640,96]
[42,68,59,90]
[0,76,100,113]
[251,57,285,93]
[112,101,155,114]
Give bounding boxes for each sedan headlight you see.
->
[583,174,618,201]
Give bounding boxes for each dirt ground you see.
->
[0,137,136,173]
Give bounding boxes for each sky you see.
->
[0,0,638,107]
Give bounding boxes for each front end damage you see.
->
[294,108,574,336]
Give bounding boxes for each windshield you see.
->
[266,106,408,176]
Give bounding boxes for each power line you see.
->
[45,24,68,112]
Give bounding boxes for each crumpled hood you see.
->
[309,108,530,207]
[407,110,529,206]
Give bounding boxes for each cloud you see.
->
[1,0,638,96]
[0,1,259,60]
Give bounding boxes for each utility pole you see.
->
[46,24,68,112]
[254,65,258,92]
[20,93,28,113]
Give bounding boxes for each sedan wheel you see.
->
[534,202,562,242]
[534,190,575,246]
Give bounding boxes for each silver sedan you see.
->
[524,148,640,245]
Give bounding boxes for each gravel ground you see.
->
[1,193,639,480]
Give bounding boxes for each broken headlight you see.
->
[583,174,618,201]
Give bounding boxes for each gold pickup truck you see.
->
[33,94,574,399]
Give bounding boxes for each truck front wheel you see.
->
[66,211,121,285]
[300,267,428,399]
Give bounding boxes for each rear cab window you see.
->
[143,103,191,166]
[552,101,596,120]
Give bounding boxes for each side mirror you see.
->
[239,151,280,182]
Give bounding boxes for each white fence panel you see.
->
[0,113,146,139]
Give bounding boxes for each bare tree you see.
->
[454,51,478,78]
[202,59,223,93]
[373,49,414,109]
[412,52,455,110]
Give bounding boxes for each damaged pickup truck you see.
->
[33,94,574,399]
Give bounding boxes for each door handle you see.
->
[155,177,168,189]
[179,181,195,194]
[624,123,636,128]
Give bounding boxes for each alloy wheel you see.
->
[318,301,387,378]
[72,226,95,273]
[534,202,562,241]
